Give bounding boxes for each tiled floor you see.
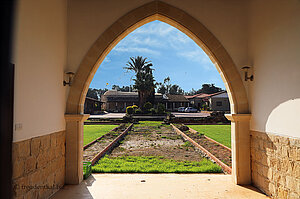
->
[51,174,270,199]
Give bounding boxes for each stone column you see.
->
[225,114,251,185]
[65,114,90,184]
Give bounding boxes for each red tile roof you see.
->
[185,91,227,99]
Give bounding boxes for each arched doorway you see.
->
[65,1,251,185]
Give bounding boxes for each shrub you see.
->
[157,103,166,114]
[126,106,134,115]
[143,102,153,110]
[135,108,142,114]
[150,108,156,115]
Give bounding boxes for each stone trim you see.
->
[250,131,300,198]
[12,131,65,199]
[65,114,90,122]
[66,0,249,115]
[225,114,251,122]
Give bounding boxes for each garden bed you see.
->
[92,121,222,173]
[173,124,232,167]
[83,123,130,163]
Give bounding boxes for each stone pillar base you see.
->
[225,114,251,185]
[65,114,89,185]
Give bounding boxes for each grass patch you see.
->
[92,155,222,173]
[187,125,231,148]
[183,141,193,148]
[136,121,164,127]
[84,125,118,145]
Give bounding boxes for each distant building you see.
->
[101,90,164,112]
[185,91,230,111]
[185,93,211,110]
[84,97,102,114]
[162,94,190,111]
[101,90,191,112]
[209,91,230,111]
[100,90,229,112]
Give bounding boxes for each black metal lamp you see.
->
[241,66,253,81]
[63,72,75,86]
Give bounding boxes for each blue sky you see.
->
[89,20,225,92]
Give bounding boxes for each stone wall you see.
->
[251,131,299,199]
[12,131,65,199]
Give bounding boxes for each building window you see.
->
[216,101,222,106]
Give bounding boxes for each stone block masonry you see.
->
[12,131,65,199]
[251,131,300,199]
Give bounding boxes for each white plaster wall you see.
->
[13,0,299,141]
[248,0,300,138]
[12,0,67,142]
[67,0,249,81]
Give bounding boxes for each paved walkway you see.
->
[89,112,210,119]
[172,112,210,118]
[51,174,269,199]
[89,113,125,119]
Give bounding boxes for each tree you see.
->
[112,85,132,92]
[86,88,99,100]
[163,76,171,93]
[112,85,121,91]
[157,76,184,95]
[157,83,167,94]
[86,88,108,100]
[201,84,222,94]
[124,56,156,108]
[185,84,223,95]
[169,84,184,95]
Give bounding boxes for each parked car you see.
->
[185,107,198,113]
[178,107,186,112]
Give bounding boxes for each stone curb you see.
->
[171,124,232,174]
[90,124,133,165]
[188,127,231,152]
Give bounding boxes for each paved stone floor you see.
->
[51,174,270,199]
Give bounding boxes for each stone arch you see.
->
[65,1,251,185]
[66,1,248,115]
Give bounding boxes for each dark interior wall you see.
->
[0,0,15,198]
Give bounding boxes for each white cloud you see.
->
[177,49,214,70]
[113,46,160,56]
[103,56,111,63]
[117,21,194,52]
[118,36,163,48]
[134,21,175,36]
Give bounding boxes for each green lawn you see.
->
[83,125,118,146]
[187,125,231,148]
[92,156,222,173]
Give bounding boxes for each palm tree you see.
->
[124,56,156,108]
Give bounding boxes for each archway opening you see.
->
[83,20,232,175]
[65,1,250,186]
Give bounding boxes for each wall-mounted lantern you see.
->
[63,72,75,86]
[241,66,253,81]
